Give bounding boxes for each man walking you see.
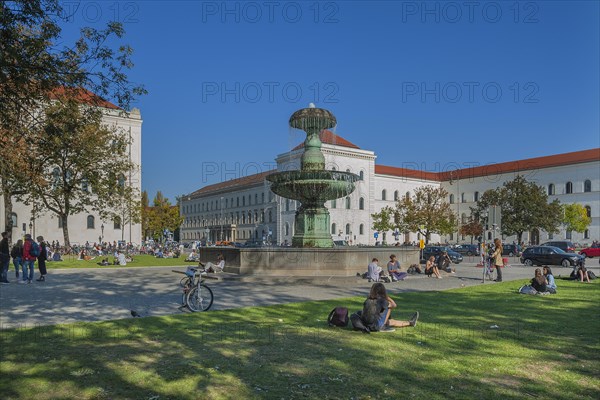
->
[22,234,36,284]
[0,232,10,284]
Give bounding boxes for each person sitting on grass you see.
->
[358,282,419,333]
[543,266,557,294]
[366,258,390,282]
[531,268,547,292]
[438,251,455,273]
[425,256,442,279]
[575,260,591,283]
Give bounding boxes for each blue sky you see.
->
[58,1,600,201]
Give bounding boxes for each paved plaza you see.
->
[0,260,586,328]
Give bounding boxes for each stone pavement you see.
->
[0,261,583,328]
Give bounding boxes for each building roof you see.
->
[188,170,276,199]
[49,87,121,110]
[375,148,600,181]
[292,130,361,151]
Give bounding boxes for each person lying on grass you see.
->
[360,282,419,333]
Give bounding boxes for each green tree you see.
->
[147,192,184,242]
[392,186,456,244]
[562,203,591,234]
[472,176,563,243]
[16,100,137,247]
[460,219,483,244]
[371,207,393,244]
[141,190,150,240]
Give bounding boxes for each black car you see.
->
[454,244,480,256]
[421,246,463,264]
[502,244,522,257]
[520,245,583,268]
[541,241,576,253]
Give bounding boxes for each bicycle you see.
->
[173,266,215,312]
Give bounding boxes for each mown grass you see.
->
[42,254,190,269]
[0,280,598,399]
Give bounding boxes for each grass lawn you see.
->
[43,254,190,269]
[1,280,598,399]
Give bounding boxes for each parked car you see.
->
[421,246,463,264]
[579,244,600,258]
[520,245,583,268]
[333,240,349,247]
[453,244,480,256]
[502,244,522,257]
[541,241,575,253]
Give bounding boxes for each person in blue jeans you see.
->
[11,239,24,282]
[22,234,36,284]
[0,232,10,284]
[361,282,419,332]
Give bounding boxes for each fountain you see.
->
[266,105,359,247]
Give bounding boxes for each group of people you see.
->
[366,255,408,282]
[0,232,48,284]
[424,250,455,279]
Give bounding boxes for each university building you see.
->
[180,131,599,246]
[0,93,143,246]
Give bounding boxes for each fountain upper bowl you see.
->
[266,170,359,203]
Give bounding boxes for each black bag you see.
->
[327,307,349,327]
[588,270,596,280]
[350,311,370,333]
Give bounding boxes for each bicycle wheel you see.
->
[180,276,192,288]
[186,284,214,312]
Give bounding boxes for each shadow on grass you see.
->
[0,281,599,399]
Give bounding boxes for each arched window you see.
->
[242,197,245,206]
[584,180,592,192]
[394,191,399,201]
[584,229,590,239]
[114,217,121,230]
[225,198,228,208]
[87,215,95,229]
[585,206,591,218]
[405,191,410,200]
[359,197,365,210]
[449,194,455,204]
[359,171,364,180]
[345,197,351,209]
[331,223,337,235]
[346,223,351,235]
[248,194,251,205]
[237,197,240,207]
[461,213,467,224]
[261,193,265,203]
[359,224,364,235]
[474,191,479,202]
[268,209,273,223]
[346,168,351,173]
[8,212,17,228]
[382,190,387,201]
[461,193,466,203]
[285,223,290,236]
[331,199,336,209]
[255,194,258,204]
[242,213,246,224]
[248,211,252,224]
[285,199,290,212]
[81,179,89,193]
[566,182,573,194]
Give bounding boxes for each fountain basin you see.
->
[267,170,359,204]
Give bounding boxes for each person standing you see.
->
[0,232,10,284]
[22,234,36,284]
[491,238,504,282]
[11,239,24,283]
[36,236,48,281]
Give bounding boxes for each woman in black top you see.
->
[36,236,47,281]
[531,268,547,292]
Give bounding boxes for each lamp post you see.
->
[29,221,32,235]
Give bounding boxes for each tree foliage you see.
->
[371,207,393,243]
[562,203,591,233]
[391,186,456,244]
[460,220,483,244]
[471,175,563,243]
[147,192,184,242]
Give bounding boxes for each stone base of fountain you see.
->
[292,207,332,247]
[198,247,420,277]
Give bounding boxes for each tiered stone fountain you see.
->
[266,105,359,247]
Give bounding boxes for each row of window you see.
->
[6,213,121,231]
[184,209,274,228]
[548,180,593,195]
[50,168,126,193]
[380,190,411,202]
[330,197,366,210]
[330,223,365,236]
[184,192,275,214]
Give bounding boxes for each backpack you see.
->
[350,311,370,333]
[30,241,41,257]
[327,307,349,327]
[518,285,538,295]
[361,298,381,329]
[588,270,596,280]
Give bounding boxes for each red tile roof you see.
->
[292,130,360,151]
[188,170,276,198]
[376,148,600,181]
[49,87,121,110]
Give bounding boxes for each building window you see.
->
[566,230,572,240]
[449,194,454,204]
[261,193,265,203]
[405,191,410,200]
[285,223,290,236]
[359,197,364,210]
[114,217,121,230]
[242,197,245,206]
[394,191,399,201]
[285,199,290,212]
[331,199,336,209]
[548,184,554,195]
[461,213,467,224]
[331,223,337,235]
[585,206,591,218]
[345,197,351,209]
[9,212,17,228]
[566,182,573,194]
[346,224,351,235]
[584,229,590,239]
[237,197,240,207]
[268,209,273,223]
[461,193,466,203]
[359,224,364,235]
[248,194,251,205]
[87,215,95,229]
[474,191,479,202]
[359,171,364,180]
[584,180,592,192]
[81,179,89,193]
[549,232,554,239]
[382,190,387,201]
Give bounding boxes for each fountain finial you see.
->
[308,102,316,108]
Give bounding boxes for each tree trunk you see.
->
[61,214,71,249]
[3,190,14,244]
